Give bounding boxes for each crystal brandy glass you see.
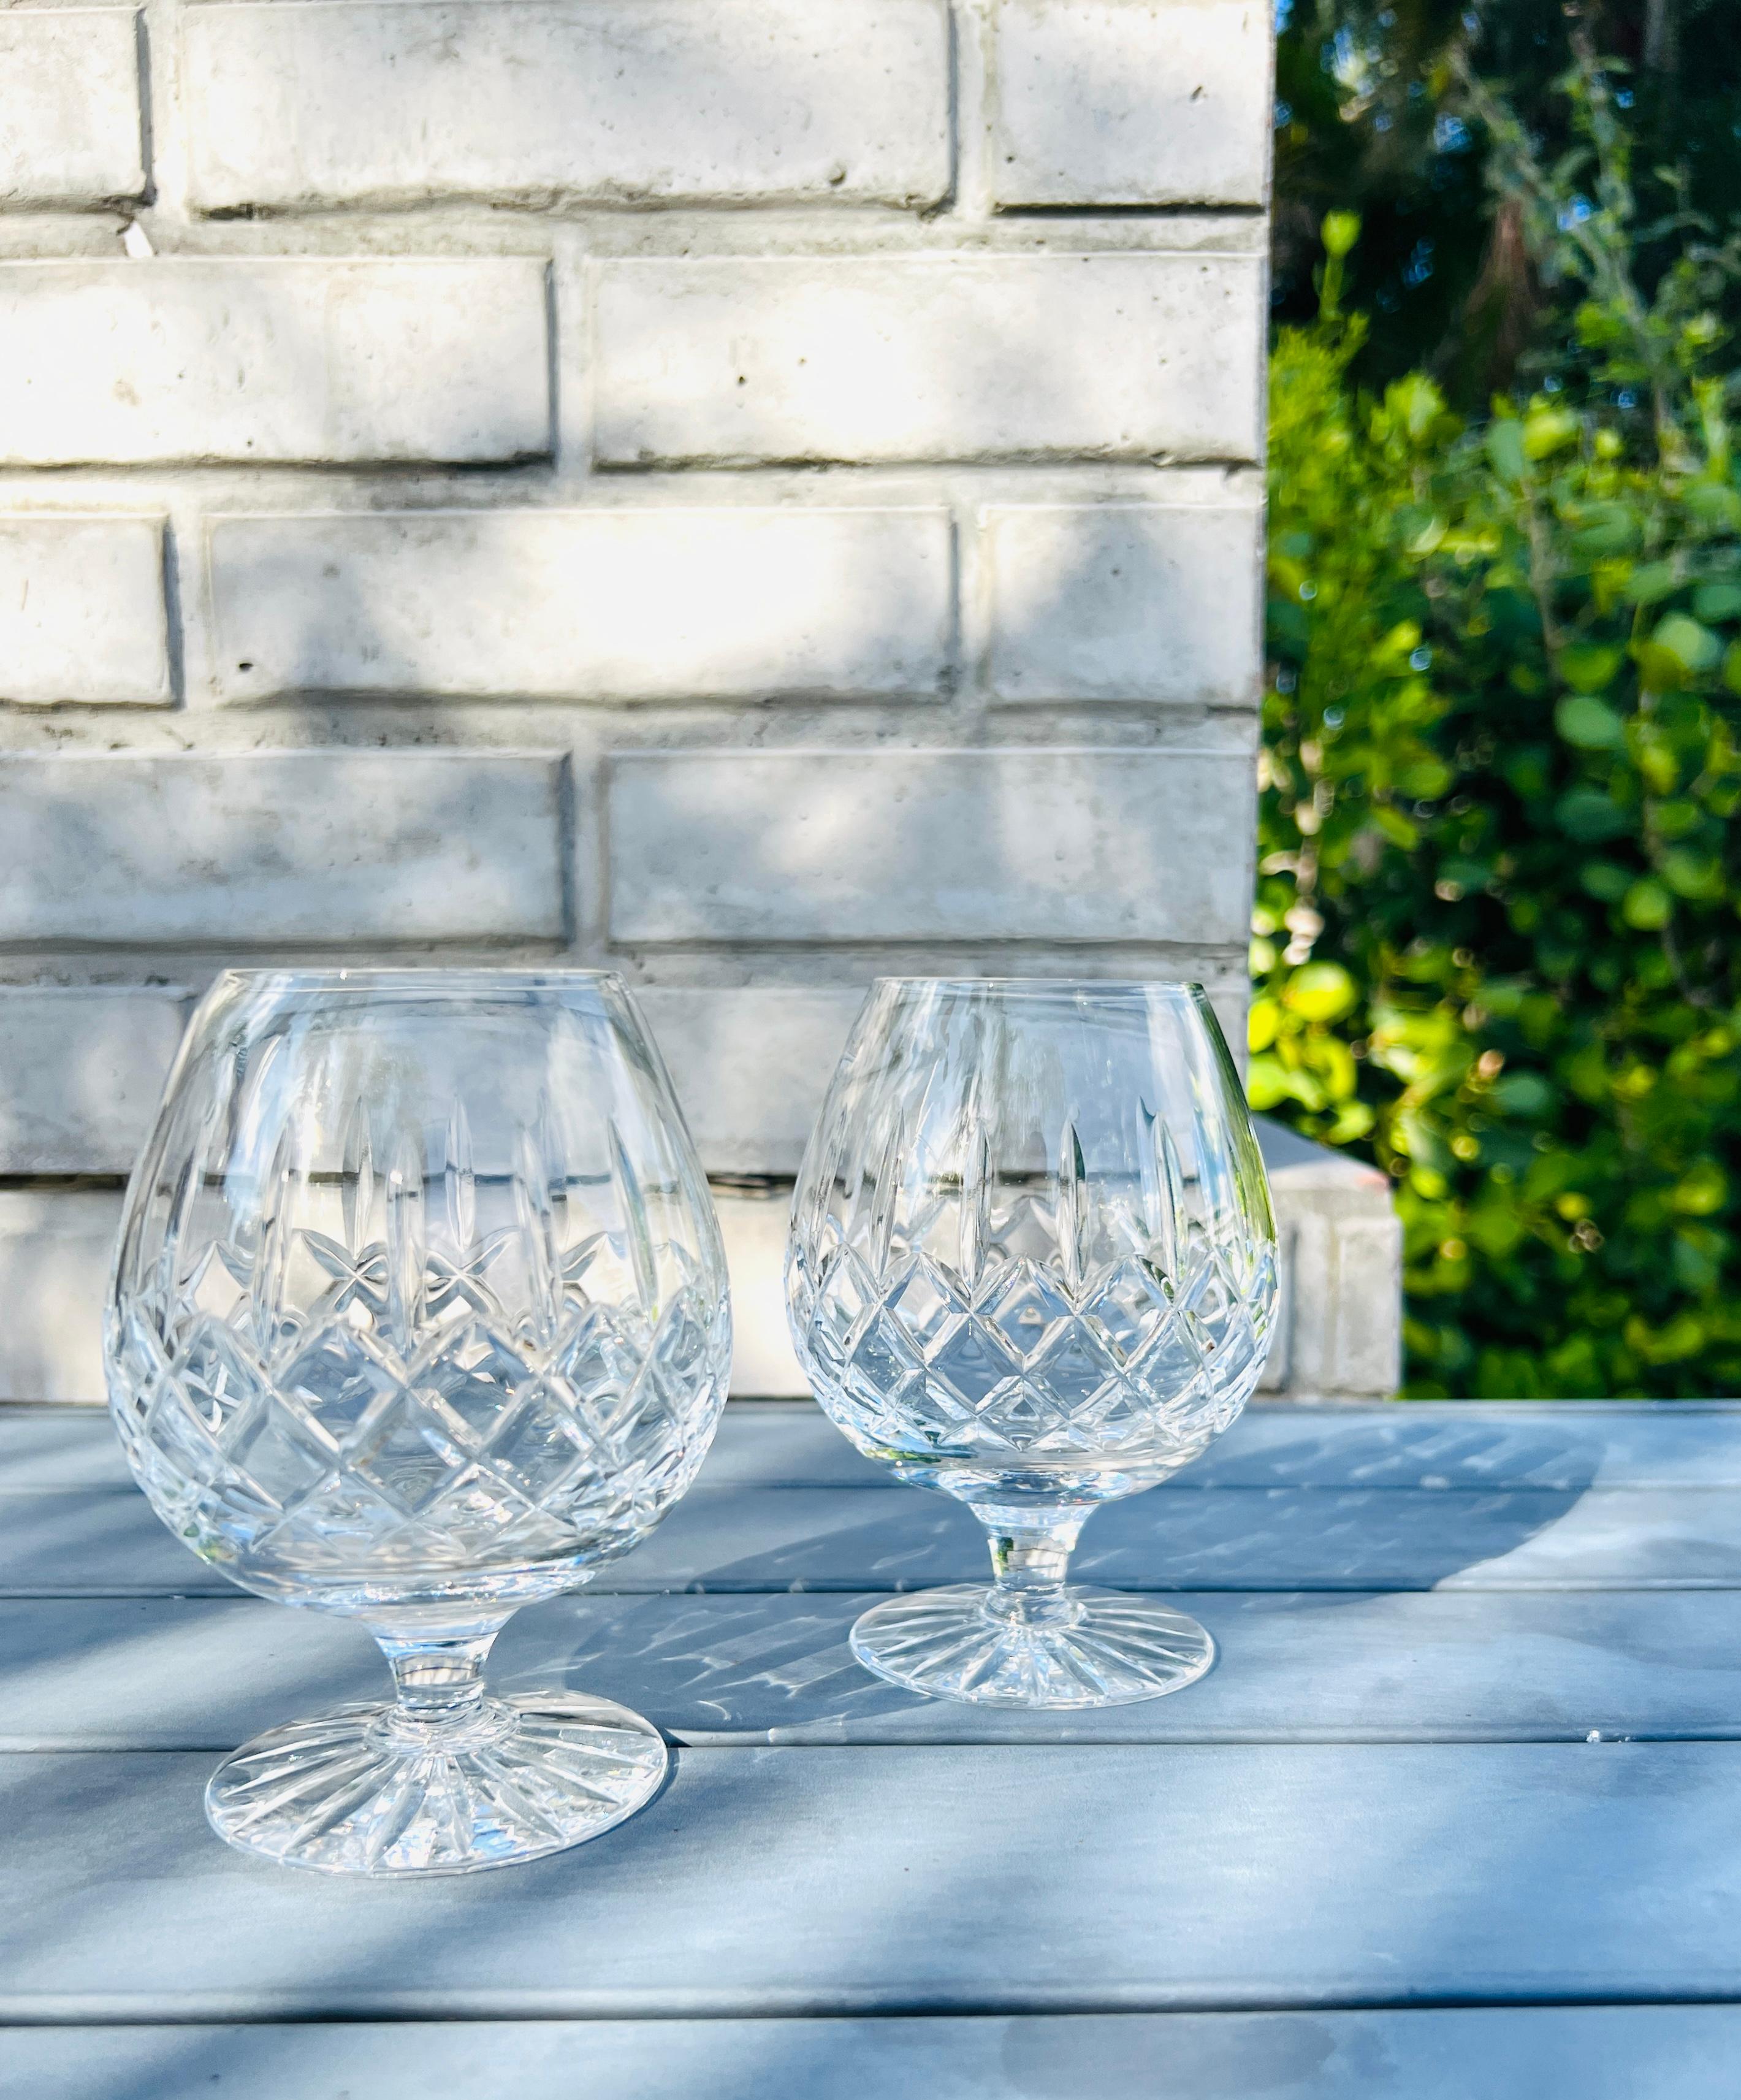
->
[787,980,1278,1709]
[107,970,731,1873]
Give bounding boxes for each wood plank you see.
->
[0,1405,135,1491]
[698,1399,1741,1491]
[10,1480,1741,1597]
[10,1587,1741,1750]
[10,2006,1741,2100]
[5,1741,1741,2015]
[15,1398,1741,1492]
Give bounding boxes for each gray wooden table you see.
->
[7,1399,1741,2096]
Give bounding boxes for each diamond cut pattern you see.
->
[108,999,732,1609]
[798,1211,1276,1465]
[116,1251,726,1589]
[787,990,1279,1475]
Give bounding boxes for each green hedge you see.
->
[1252,55,1741,1394]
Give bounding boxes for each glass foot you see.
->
[205,1691,668,1875]
[849,1586,1216,1709]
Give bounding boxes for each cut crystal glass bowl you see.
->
[786,979,1278,1709]
[107,969,731,1873]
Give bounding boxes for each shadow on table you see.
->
[627,1480,1587,1597]
[1189,1412,1613,1491]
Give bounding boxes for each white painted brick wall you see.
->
[0,260,550,465]
[609,749,1255,945]
[0,517,170,706]
[0,0,1395,1400]
[0,988,189,1175]
[0,10,145,209]
[992,0,1273,208]
[0,1192,119,1403]
[207,510,953,703]
[985,502,1263,703]
[184,0,950,214]
[634,987,866,1177]
[594,254,1265,466]
[0,754,566,942]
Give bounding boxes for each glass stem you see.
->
[370,1616,511,1737]
[980,1505,1088,1628]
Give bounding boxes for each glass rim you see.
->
[208,966,628,998]
[870,976,1208,998]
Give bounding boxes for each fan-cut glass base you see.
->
[205,1690,667,1875]
[848,1586,1215,1709]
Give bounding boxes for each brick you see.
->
[208,509,952,703]
[595,254,1263,467]
[608,749,1255,945]
[0,1191,119,1402]
[0,753,565,944]
[0,988,188,1175]
[985,503,1262,704]
[0,9,145,208]
[0,516,169,707]
[0,261,548,467]
[634,987,863,1176]
[185,0,948,214]
[992,0,1271,208]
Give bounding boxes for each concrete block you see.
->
[635,987,864,1177]
[0,752,566,944]
[595,254,1264,466]
[992,0,1271,208]
[208,509,953,703]
[0,1190,120,1403]
[1271,1145,1403,1400]
[0,9,145,208]
[0,260,549,467]
[0,516,170,707]
[609,749,1256,945]
[0,988,188,1175]
[185,0,948,213]
[985,502,1262,704]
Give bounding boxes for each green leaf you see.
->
[1244,1055,1290,1112]
[1282,962,1359,1024]
[1693,581,1741,624]
[1569,502,1640,557]
[1622,878,1674,929]
[1626,562,1680,606]
[1321,211,1361,259]
[1579,861,1633,901]
[1555,693,1628,749]
[1396,758,1453,798]
[1556,789,1632,842]
[1490,1072,1554,1118]
[1686,484,1741,534]
[1652,614,1724,676]
[1485,420,1526,485]
[1663,847,1724,901]
[1672,1159,1728,1216]
[1558,644,1625,693]
[1522,405,1580,459]
[1387,373,1445,443]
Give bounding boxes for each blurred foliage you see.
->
[1273,0,1741,403]
[1254,39,1741,1394]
